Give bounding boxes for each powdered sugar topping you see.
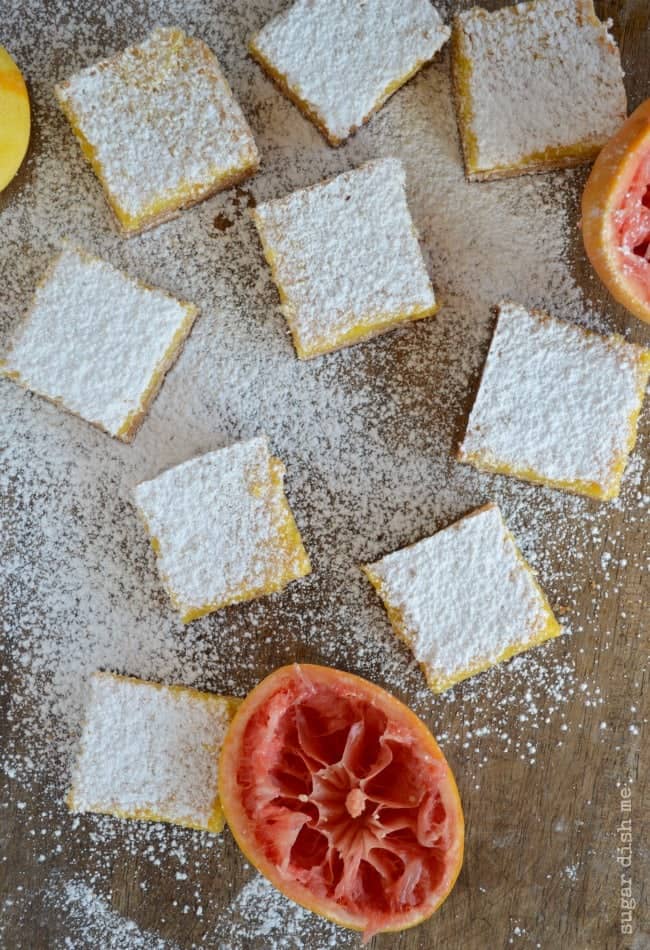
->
[253,158,436,357]
[69,673,232,829]
[134,436,307,617]
[365,505,558,688]
[1,1,647,943]
[1,246,196,439]
[456,0,626,176]
[251,0,450,143]
[459,302,650,496]
[56,27,259,222]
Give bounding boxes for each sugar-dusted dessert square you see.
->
[55,27,259,235]
[363,504,560,693]
[67,672,240,832]
[458,303,650,500]
[249,0,450,146]
[252,159,438,359]
[134,437,311,622]
[452,0,627,181]
[0,247,198,442]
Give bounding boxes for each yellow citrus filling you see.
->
[291,302,441,359]
[451,26,480,176]
[470,141,603,181]
[461,455,612,500]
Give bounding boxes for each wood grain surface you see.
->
[1,2,648,949]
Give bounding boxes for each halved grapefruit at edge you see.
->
[582,99,650,325]
[0,46,30,192]
[219,664,464,942]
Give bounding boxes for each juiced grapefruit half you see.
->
[219,664,463,942]
[582,99,650,325]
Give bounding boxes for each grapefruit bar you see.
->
[253,159,438,359]
[0,246,198,442]
[67,672,239,832]
[134,437,311,622]
[458,302,650,500]
[249,0,449,146]
[55,27,259,235]
[452,0,627,181]
[363,504,561,693]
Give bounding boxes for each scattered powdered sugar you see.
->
[220,875,342,950]
[1,0,647,946]
[250,0,450,144]
[3,875,179,949]
[563,863,579,882]
[51,878,178,949]
[252,158,436,357]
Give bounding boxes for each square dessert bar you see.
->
[67,672,240,832]
[56,27,259,235]
[452,0,627,180]
[249,0,449,146]
[135,437,311,622]
[252,158,438,359]
[458,302,650,500]
[363,504,561,693]
[0,247,198,442]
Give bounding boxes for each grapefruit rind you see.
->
[0,46,30,191]
[582,98,650,326]
[67,672,240,833]
[219,664,463,941]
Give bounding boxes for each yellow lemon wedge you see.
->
[0,46,30,191]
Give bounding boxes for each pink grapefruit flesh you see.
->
[611,149,650,301]
[219,664,464,941]
[582,98,650,324]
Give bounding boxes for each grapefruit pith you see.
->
[219,664,463,942]
[582,99,650,325]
